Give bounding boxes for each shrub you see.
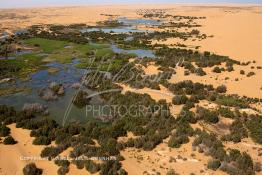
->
[247,72,255,77]
[216,85,227,93]
[218,107,235,118]
[240,70,245,75]
[3,136,17,145]
[101,138,119,155]
[40,146,62,159]
[85,160,100,173]
[207,159,221,170]
[23,163,42,175]
[168,135,189,148]
[54,159,70,167]
[0,124,10,137]
[227,66,234,72]
[245,115,262,144]
[166,169,176,175]
[172,95,188,105]
[195,68,206,76]
[57,166,69,175]
[254,162,261,172]
[196,107,219,123]
[119,168,128,175]
[33,136,51,145]
[228,120,248,143]
[73,90,90,108]
[213,66,221,73]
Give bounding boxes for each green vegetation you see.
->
[196,107,219,123]
[216,95,249,108]
[172,95,188,105]
[245,115,262,144]
[207,159,221,170]
[3,136,17,145]
[0,124,10,137]
[73,90,90,108]
[216,85,227,93]
[0,87,31,96]
[223,119,248,143]
[193,131,256,175]
[23,163,43,175]
[24,38,113,63]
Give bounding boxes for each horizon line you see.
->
[1,2,262,10]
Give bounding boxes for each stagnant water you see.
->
[111,44,155,58]
[0,60,107,124]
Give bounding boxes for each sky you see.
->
[0,0,261,8]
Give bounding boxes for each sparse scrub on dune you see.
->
[247,71,255,77]
[245,115,262,144]
[222,119,248,143]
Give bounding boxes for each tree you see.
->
[172,95,188,105]
[0,124,10,137]
[216,85,227,93]
[207,159,221,170]
[213,66,221,73]
[57,166,69,175]
[23,163,43,175]
[3,136,17,145]
[73,90,90,108]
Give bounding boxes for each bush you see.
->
[195,68,206,76]
[54,159,70,167]
[85,160,100,173]
[40,146,62,159]
[168,135,189,148]
[33,136,51,145]
[0,124,10,137]
[228,120,247,143]
[240,70,245,75]
[213,66,221,73]
[216,85,227,93]
[3,136,17,145]
[23,163,43,175]
[73,90,90,108]
[57,166,69,175]
[207,159,221,170]
[172,95,188,105]
[247,72,255,77]
[245,115,262,144]
[227,66,234,72]
[196,107,219,123]
[101,138,119,155]
[166,169,176,175]
[119,168,128,175]
[254,162,261,172]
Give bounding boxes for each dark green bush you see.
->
[3,136,17,145]
[23,163,42,175]
[207,159,221,170]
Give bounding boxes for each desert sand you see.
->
[0,124,90,175]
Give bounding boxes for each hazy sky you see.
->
[0,0,261,8]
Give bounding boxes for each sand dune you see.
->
[0,124,91,175]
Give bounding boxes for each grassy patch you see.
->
[0,87,31,96]
[24,38,69,53]
[216,96,249,108]
[23,38,113,63]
